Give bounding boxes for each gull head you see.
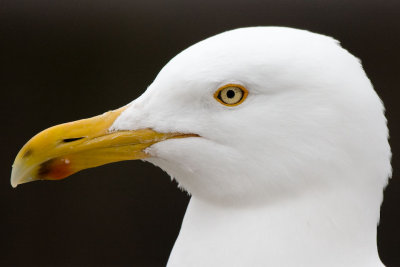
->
[12,27,391,206]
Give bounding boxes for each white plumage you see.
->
[110,27,391,266]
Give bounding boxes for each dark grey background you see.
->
[1,0,399,266]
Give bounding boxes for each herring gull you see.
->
[11,27,391,267]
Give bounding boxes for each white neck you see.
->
[167,183,384,267]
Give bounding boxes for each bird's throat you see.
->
[168,189,383,267]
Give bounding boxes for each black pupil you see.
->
[226,89,235,98]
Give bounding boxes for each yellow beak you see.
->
[11,106,196,188]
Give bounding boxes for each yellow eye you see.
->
[214,84,248,106]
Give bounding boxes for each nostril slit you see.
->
[62,137,85,143]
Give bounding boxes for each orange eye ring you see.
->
[214,84,249,106]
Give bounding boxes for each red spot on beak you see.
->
[38,158,73,180]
